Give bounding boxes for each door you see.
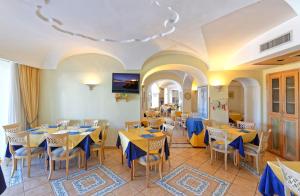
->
[282,71,299,160]
[268,73,283,155]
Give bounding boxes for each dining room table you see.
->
[204,124,259,165]
[5,125,102,169]
[259,161,300,196]
[116,127,169,180]
[186,117,206,147]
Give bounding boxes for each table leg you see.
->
[121,147,123,165]
[130,161,133,180]
[235,150,240,167]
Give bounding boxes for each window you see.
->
[0,59,12,158]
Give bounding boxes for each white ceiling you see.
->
[0,0,298,70]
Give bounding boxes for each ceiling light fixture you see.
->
[34,0,180,43]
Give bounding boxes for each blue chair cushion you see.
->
[51,147,80,157]
[138,154,160,165]
[15,147,44,156]
[244,143,259,154]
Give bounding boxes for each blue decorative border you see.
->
[50,165,126,196]
[176,174,209,195]
[240,161,260,176]
[72,173,105,194]
[156,164,230,196]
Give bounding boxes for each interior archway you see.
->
[228,77,261,128]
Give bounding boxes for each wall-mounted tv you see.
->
[112,73,140,94]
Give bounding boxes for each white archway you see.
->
[229,77,261,128]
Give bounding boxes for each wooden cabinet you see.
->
[268,70,299,160]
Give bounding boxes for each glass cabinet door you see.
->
[283,119,299,160]
[283,71,298,118]
[269,74,281,114]
[269,116,281,153]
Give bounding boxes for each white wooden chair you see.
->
[45,133,82,180]
[207,127,235,170]
[2,123,22,133]
[165,118,175,126]
[90,127,107,164]
[125,121,141,130]
[84,119,99,127]
[277,158,300,196]
[237,121,255,129]
[148,118,163,129]
[56,119,70,128]
[244,129,271,174]
[134,135,166,187]
[6,131,44,177]
[181,113,189,128]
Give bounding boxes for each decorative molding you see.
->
[34,0,179,43]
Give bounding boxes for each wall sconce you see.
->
[84,83,99,90]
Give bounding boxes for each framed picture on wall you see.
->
[198,85,208,119]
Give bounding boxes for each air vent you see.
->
[260,32,291,52]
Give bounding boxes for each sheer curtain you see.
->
[8,63,25,129]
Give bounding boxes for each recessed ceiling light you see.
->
[277,59,285,62]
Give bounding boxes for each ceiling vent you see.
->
[260,32,292,52]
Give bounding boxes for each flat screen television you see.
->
[112,73,140,94]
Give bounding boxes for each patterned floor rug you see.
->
[50,164,126,196]
[156,164,230,196]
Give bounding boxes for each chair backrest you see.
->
[2,123,21,133]
[6,131,29,146]
[84,119,99,126]
[237,121,255,129]
[207,127,229,146]
[162,123,175,133]
[56,119,70,127]
[258,129,272,153]
[125,121,141,130]
[45,133,68,148]
[165,118,175,126]
[148,118,163,128]
[277,158,300,195]
[175,111,182,117]
[147,135,166,157]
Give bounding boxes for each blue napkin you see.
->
[80,125,92,128]
[240,129,250,133]
[148,129,160,133]
[31,131,44,135]
[48,125,58,128]
[68,131,80,135]
[140,134,154,138]
[27,128,39,132]
[85,128,96,132]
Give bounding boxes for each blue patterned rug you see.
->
[7,168,23,187]
[156,164,230,196]
[50,164,126,196]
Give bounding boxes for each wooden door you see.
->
[282,70,299,160]
[268,73,283,155]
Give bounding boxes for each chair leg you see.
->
[256,155,260,174]
[27,157,31,177]
[224,153,227,171]
[66,159,69,179]
[159,161,162,179]
[11,158,17,177]
[78,153,81,169]
[22,158,25,168]
[146,164,150,188]
[99,149,102,165]
[48,159,53,180]
[102,148,105,160]
[210,149,213,164]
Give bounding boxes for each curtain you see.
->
[8,63,25,129]
[18,64,40,128]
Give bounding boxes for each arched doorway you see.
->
[228,77,261,128]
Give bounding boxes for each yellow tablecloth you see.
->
[29,126,101,149]
[118,128,165,153]
[267,161,300,183]
[210,124,257,143]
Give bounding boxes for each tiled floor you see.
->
[1,127,279,196]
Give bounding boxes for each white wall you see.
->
[39,53,140,146]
